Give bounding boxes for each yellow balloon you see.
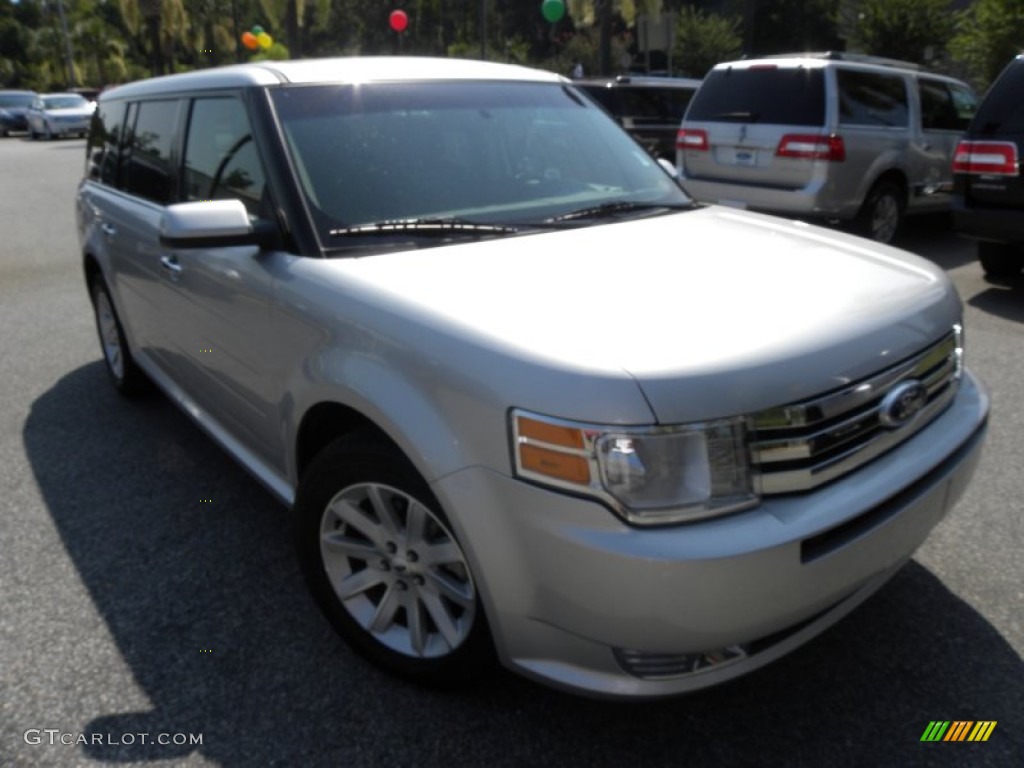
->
[257,32,272,49]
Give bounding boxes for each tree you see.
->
[74,14,130,85]
[673,5,741,78]
[950,0,1024,90]
[843,0,955,67]
[743,0,842,56]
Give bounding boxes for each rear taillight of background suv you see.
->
[952,140,1020,176]
[775,134,846,162]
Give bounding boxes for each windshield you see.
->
[270,82,689,244]
[0,93,34,108]
[43,95,88,110]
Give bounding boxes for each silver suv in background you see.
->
[677,53,977,242]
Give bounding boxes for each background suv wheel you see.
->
[857,180,905,244]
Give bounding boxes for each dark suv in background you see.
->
[576,75,701,161]
[953,55,1024,278]
[0,90,36,136]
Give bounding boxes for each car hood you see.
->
[329,207,962,423]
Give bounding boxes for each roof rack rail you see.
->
[759,51,924,71]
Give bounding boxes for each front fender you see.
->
[285,349,482,490]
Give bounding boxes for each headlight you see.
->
[511,409,758,525]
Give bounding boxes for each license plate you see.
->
[715,147,759,167]
[732,148,757,166]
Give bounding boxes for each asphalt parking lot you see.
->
[1,135,1021,767]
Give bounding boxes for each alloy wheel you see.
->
[95,289,124,380]
[319,482,476,658]
[870,193,900,243]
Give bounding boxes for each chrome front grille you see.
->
[752,329,961,495]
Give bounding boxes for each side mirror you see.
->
[657,157,680,179]
[159,199,275,249]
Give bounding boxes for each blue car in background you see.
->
[0,90,37,136]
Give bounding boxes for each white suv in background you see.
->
[677,53,977,243]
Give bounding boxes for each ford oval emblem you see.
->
[878,380,928,429]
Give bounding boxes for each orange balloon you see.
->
[241,31,259,50]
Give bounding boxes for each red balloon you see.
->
[389,9,408,33]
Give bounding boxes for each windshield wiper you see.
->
[329,217,520,237]
[544,200,693,224]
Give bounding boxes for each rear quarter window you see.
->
[619,87,694,122]
[685,67,825,126]
[919,80,962,131]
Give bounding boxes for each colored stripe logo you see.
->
[921,721,997,742]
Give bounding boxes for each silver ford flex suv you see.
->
[77,57,988,699]
[677,53,977,243]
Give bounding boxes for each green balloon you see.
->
[541,0,564,23]
[252,25,264,35]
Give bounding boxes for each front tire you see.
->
[978,241,1022,278]
[294,432,493,687]
[89,275,149,396]
[856,181,904,244]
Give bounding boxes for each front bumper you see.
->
[432,370,988,698]
[50,119,90,136]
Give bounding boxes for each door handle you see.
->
[160,254,183,278]
[100,222,116,237]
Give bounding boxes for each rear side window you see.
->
[183,97,267,216]
[837,70,908,128]
[619,87,694,122]
[579,86,614,112]
[972,60,1024,134]
[122,99,180,205]
[685,67,825,126]
[86,99,127,185]
[919,80,960,130]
